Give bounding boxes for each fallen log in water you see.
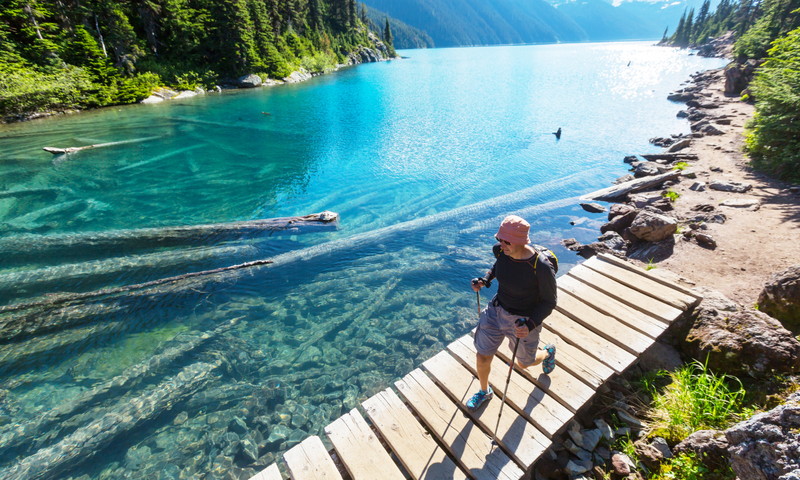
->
[580,171,680,202]
[41,136,161,155]
[0,317,241,456]
[0,173,591,340]
[0,359,220,480]
[0,258,272,341]
[0,244,260,304]
[640,153,699,162]
[0,211,338,264]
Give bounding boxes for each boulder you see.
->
[601,209,637,234]
[609,203,636,221]
[634,438,670,470]
[650,137,674,147]
[689,181,707,192]
[700,124,725,136]
[633,162,663,178]
[757,266,800,331]
[629,192,666,209]
[725,393,800,480]
[614,174,635,184]
[237,74,262,88]
[597,231,626,251]
[725,59,762,96]
[674,430,729,470]
[611,452,634,475]
[667,90,695,102]
[626,236,675,262]
[709,180,753,193]
[694,233,717,249]
[284,70,312,83]
[669,139,692,152]
[720,198,760,208]
[629,210,678,242]
[580,202,606,213]
[684,288,800,376]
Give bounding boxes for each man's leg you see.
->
[476,352,493,391]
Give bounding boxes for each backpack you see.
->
[531,244,559,274]
[492,243,559,273]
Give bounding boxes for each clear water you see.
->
[0,42,725,479]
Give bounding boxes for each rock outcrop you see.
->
[757,265,800,331]
[683,288,800,376]
[725,393,800,480]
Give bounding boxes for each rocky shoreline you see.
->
[8,32,397,122]
[535,61,800,479]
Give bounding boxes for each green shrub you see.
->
[746,26,800,182]
[662,190,680,202]
[646,360,746,444]
[299,51,338,74]
[672,161,689,171]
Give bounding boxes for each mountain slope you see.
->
[361,0,587,47]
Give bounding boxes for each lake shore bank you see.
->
[568,65,799,306]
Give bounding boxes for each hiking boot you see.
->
[542,344,556,374]
[465,386,493,411]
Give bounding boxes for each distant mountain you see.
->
[364,6,435,49]
[361,0,588,47]
[361,0,718,47]
[554,0,664,40]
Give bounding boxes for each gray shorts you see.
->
[474,298,542,366]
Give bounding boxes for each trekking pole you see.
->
[471,279,482,316]
[490,318,525,448]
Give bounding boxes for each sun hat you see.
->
[496,215,530,245]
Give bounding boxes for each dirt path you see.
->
[643,68,800,305]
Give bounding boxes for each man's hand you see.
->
[514,319,530,338]
[471,278,483,292]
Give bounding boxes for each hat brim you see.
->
[496,232,530,245]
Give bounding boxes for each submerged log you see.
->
[0,258,273,340]
[580,171,680,202]
[0,211,338,264]
[0,243,260,304]
[0,172,593,339]
[0,359,220,480]
[41,136,161,155]
[0,317,240,456]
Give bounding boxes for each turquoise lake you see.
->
[0,42,726,479]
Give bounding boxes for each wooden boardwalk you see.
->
[250,254,702,480]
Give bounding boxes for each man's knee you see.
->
[476,353,493,365]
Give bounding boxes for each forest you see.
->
[0,0,394,118]
[665,0,800,181]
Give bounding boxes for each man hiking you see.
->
[467,215,558,411]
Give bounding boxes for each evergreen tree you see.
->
[383,16,395,56]
[746,26,800,181]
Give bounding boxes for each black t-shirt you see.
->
[488,243,558,327]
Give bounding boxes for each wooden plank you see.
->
[568,265,684,322]
[541,325,616,388]
[395,369,525,480]
[596,253,703,301]
[558,275,667,339]
[283,436,343,480]
[363,389,468,480]
[485,334,597,414]
[583,256,700,310]
[422,350,550,467]
[324,409,406,480]
[545,311,637,373]
[555,288,654,355]
[447,336,573,437]
[249,463,283,480]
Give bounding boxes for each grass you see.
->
[645,360,747,444]
[645,258,657,270]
